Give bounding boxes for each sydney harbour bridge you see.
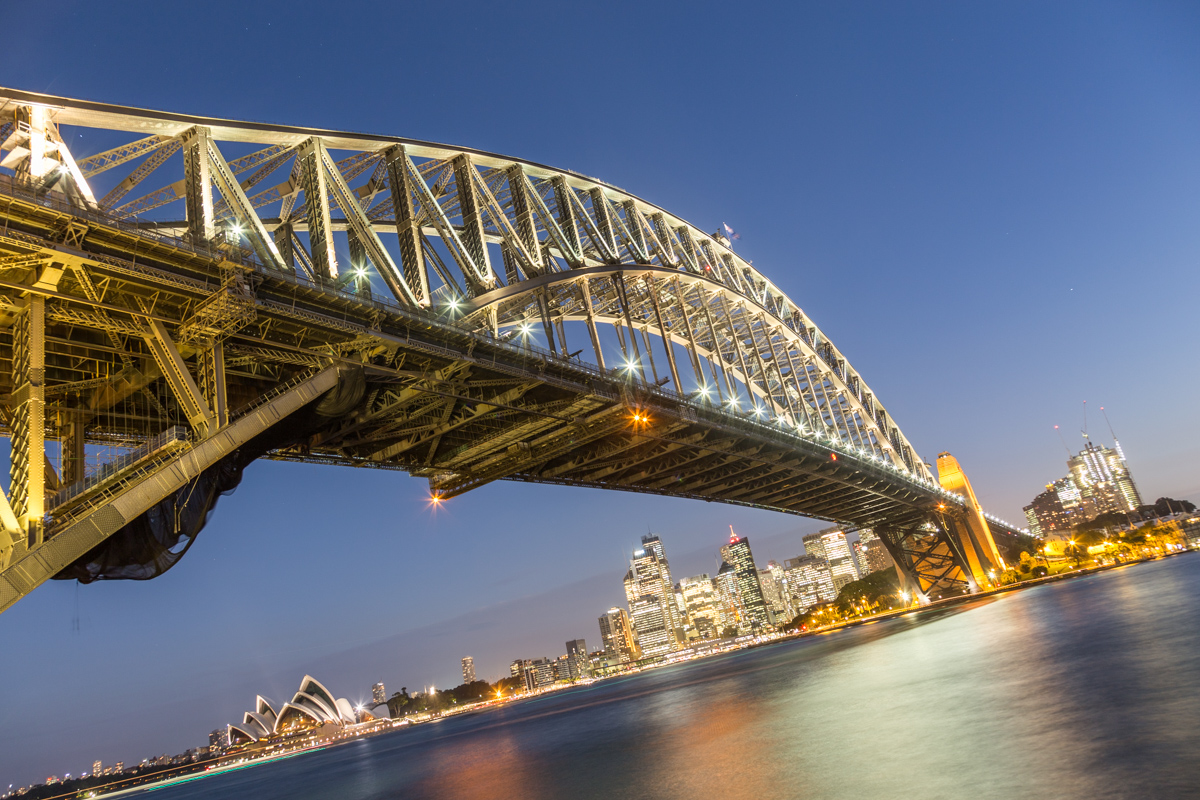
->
[0,88,1029,615]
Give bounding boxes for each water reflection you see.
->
[148,554,1200,800]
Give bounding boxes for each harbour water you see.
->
[141,554,1200,799]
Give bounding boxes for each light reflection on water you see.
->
[145,554,1200,799]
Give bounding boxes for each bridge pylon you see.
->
[936,453,1006,580]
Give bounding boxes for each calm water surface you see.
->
[146,554,1200,799]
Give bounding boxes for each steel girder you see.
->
[0,87,1034,615]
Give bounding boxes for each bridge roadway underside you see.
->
[0,181,976,609]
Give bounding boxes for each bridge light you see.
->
[830,453,837,461]
[354,267,367,278]
[519,322,533,336]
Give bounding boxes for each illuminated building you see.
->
[720,528,771,629]
[528,658,556,688]
[818,527,859,592]
[92,760,102,777]
[566,639,592,678]
[759,561,793,622]
[802,531,826,561]
[640,534,684,641]
[1024,478,1089,537]
[461,656,476,684]
[784,555,837,610]
[510,658,532,679]
[714,562,743,631]
[1068,441,1142,514]
[680,574,722,639]
[371,682,386,705]
[598,607,640,663]
[863,540,894,573]
[227,676,358,744]
[624,545,681,650]
[1025,438,1144,535]
[630,595,673,657]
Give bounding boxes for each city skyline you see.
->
[2,0,1198,790]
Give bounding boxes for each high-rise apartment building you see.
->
[1068,441,1142,514]
[720,529,771,630]
[1025,438,1143,535]
[461,656,476,684]
[510,658,533,679]
[598,607,640,663]
[371,682,386,704]
[92,760,102,777]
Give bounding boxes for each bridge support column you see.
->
[9,293,46,546]
[876,519,977,603]
[0,367,341,615]
[181,127,216,243]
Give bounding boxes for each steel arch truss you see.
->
[0,88,1033,614]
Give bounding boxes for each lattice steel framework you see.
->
[0,88,1031,613]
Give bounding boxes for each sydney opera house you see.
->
[227,675,370,744]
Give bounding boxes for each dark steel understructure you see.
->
[0,89,1029,614]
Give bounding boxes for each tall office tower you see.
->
[628,596,672,657]
[863,539,895,573]
[92,761,102,777]
[757,568,781,623]
[720,528,771,629]
[784,554,838,607]
[624,545,681,649]
[566,639,592,679]
[371,682,386,704]
[819,527,860,592]
[1068,441,1143,514]
[461,656,476,684]
[714,562,743,631]
[679,574,722,639]
[851,540,867,574]
[598,607,640,663]
[802,531,827,561]
[639,534,684,642]
[766,560,794,620]
[857,528,879,546]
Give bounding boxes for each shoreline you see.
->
[76,550,1189,799]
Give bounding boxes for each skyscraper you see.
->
[720,528,771,630]
[1068,442,1142,514]
[640,534,684,640]
[598,607,640,663]
[784,554,837,609]
[371,682,386,704]
[679,574,722,639]
[714,562,743,632]
[630,595,673,657]
[759,561,793,622]
[461,656,476,684]
[802,531,827,561]
[818,527,860,592]
[624,544,681,651]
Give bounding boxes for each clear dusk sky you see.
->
[2,0,1199,788]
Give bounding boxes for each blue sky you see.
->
[2,0,1199,787]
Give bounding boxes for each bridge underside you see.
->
[0,90,1032,614]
